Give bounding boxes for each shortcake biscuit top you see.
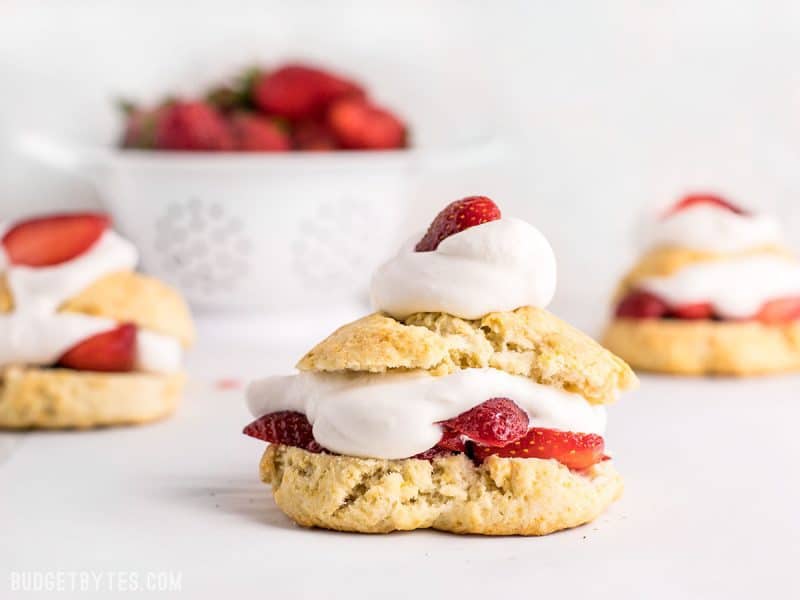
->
[297,307,635,405]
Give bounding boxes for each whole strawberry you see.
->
[229,112,290,151]
[253,64,363,120]
[326,97,407,150]
[154,101,234,151]
[291,119,339,151]
[415,196,502,251]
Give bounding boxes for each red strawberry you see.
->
[3,213,110,267]
[413,447,456,460]
[326,97,407,150]
[229,113,290,151]
[242,411,323,453]
[438,398,528,447]
[472,428,607,470]
[291,119,339,151]
[154,101,234,151]
[756,297,800,324]
[615,291,670,319]
[671,302,714,320]
[436,429,467,452]
[415,197,501,252]
[253,64,363,120]
[57,323,137,372]
[665,193,746,218]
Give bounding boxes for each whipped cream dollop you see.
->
[637,254,800,319]
[247,368,606,459]
[370,218,557,320]
[641,204,783,253]
[0,228,181,372]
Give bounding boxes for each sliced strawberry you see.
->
[413,446,457,460]
[472,428,607,470]
[615,291,670,319]
[3,213,110,267]
[154,101,234,151]
[438,398,528,447]
[664,193,746,218]
[671,302,714,320]
[229,112,290,151]
[756,297,800,324]
[253,64,363,120]
[242,411,323,453]
[326,97,407,150]
[57,323,137,372]
[415,197,501,252]
[291,119,339,151]
[436,429,467,452]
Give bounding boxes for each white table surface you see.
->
[2,311,800,599]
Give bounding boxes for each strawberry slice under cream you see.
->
[246,369,606,460]
[0,221,182,373]
[635,254,800,320]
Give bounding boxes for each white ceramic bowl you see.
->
[16,137,501,312]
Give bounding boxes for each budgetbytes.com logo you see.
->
[8,570,183,593]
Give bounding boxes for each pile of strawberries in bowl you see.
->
[119,62,408,152]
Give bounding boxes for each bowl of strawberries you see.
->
[119,63,408,152]
[41,61,498,313]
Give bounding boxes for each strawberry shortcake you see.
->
[244,197,637,535]
[603,194,800,375]
[0,213,194,428]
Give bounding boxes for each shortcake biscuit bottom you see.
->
[0,366,185,429]
[259,445,623,535]
[602,318,800,376]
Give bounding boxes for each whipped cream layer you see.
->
[637,254,800,318]
[370,218,557,319]
[641,204,783,253]
[247,368,606,459]
[0,228,181,373]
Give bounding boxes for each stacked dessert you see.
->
[0,213,194,428]
[244,197,637,535]
[603,194,800,375]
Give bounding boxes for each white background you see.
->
[4,0,800,313]
[2,3,800,598]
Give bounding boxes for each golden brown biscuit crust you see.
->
[259,445,623,535]
[602,318,800,375]
[0,366,185,429]
[297,307,636,404]
[0,271,195,347]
